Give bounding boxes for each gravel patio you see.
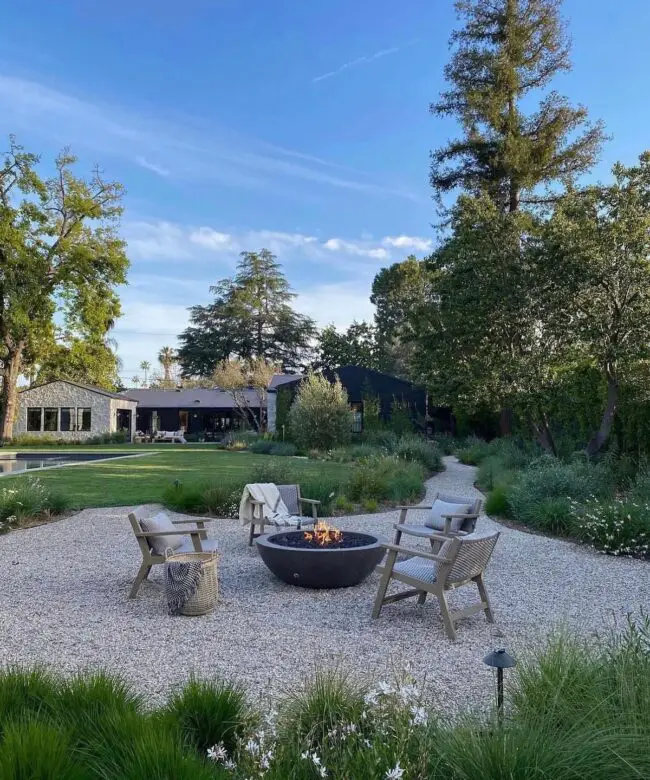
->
[0,456,647,711]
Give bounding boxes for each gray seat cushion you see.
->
[393,539,453,584]
[425,499,472,532]
[176,538,219,554]
[139,512,184,555]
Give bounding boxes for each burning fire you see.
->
[304,521,343,546]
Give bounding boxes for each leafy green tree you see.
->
[288,373,352,451]
[177,250,316,377]
[410,195,565,451]
[212,358,277,432]
[371,255,427,378]
[0,137,128,439]
[315,321,379,371]
[541,154,650,454]
[431,0,604,213]
[34,336,121,389]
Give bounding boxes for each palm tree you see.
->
[139,360,151,386]
[131,375,141,387]
[158,346,176,382]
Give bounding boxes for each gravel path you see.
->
[0,456,647,712]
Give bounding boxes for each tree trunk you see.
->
[585,369,618,457]
[532,412,557,456]
[1,345,24,441]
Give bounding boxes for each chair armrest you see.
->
[392,524,449,542]
[298,497,321,505]
[249,499,265,506]
[170,519,206,527]
[381,542,452,564]
[395,505,433,511]
[440,512,478,519]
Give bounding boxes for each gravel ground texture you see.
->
[0,456,648,713]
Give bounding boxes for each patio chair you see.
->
[393,492,482,553]
[242,483,320,546]
[128,508,218,598]
[372,530,499,640]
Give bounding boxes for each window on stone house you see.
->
[43,408,58,431]
[77,408,92,432]
[60,408,73,431]
[27,408,42,431]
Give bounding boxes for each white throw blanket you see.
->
[239,483,302,527]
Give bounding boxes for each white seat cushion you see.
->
[139,512,184,555]
[393,557,438,584]
[175,538,219,554]
[424,499,472,532]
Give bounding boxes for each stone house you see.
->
[15,381,138,441]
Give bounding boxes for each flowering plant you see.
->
[570,497,650,558]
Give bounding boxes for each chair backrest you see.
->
[128,508,155,556]
[435,492,482,532]
[277,484,300,516]
[440,531,499,587]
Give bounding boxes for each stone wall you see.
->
[14,382,137,441]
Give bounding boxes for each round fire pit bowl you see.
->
[256,530,385,589]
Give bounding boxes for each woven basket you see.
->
[165,551,219,616]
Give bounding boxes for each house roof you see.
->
[125,388,263,409]
[269,373,303,391]
[19,380,138,402]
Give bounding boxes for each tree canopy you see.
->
[431,0,605,213]
[0,137,129,439]
[315,321,379,372]
[177,250,316,377]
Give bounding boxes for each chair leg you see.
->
[417,591,427,605]
[129,563,151,599]
[476,574,494,623]
[248,523,256,547]
[437,590,457,640]
[372,549,397,618]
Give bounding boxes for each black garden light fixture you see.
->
[483,648,516,720]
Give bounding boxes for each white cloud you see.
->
[135,155,170,177]
[123,220,192,260]
[0,73,419,202]
[189,227,234,250]
[312,46,400,83]
[382,235,433,252]
[323,238,389,259]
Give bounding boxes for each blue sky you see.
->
[1,0,649,382]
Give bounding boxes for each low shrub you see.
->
[571,498,650,558]
[269,442,298,457]
[484,483,511,516]
[0,719,84,780]
[329,443,382,462]
[162,479,242,517]
[165,677,251,755]
[508,459,614,533]
[249,439,275,454]
[249,460,293,485]
[361,428,399,451]
[455,436,493,465]
[0,478,70,531]
[362,498,379,512]
[0,667,59,734]
[297,476,340,514]
[333,494,355,514]
[85,431,130,445]
[347,455,424,503]
[289,373,352,451]
[394,435,443,472]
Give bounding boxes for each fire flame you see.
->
[304,521,343,546]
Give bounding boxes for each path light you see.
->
[483,648,516,721]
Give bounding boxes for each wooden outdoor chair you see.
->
[247,484,320,546]
[372,530,500,640]
[128,508,218,598]
[393,492,482,553]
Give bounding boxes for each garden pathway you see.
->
[0,457,647,712]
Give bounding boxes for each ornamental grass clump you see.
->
[0,478,69,532]
[347,455,424,503]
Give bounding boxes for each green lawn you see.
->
[2,451,349,509]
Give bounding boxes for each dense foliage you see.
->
[0,137,129,439]
[0,620,648,778]
[177,250,316,377]
[288,373,352,452]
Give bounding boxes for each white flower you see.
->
[364,690,379,706]
[385,761,405,779]
[377,681,393,696]
[245,738,260,755]
[207,742,228,762]
[410,705,428,726]
[318,766,327,778]
[224,758,237,770]
[397,682,419,704]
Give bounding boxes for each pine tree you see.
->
[431,0,605,213]
[177,250,316,376]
